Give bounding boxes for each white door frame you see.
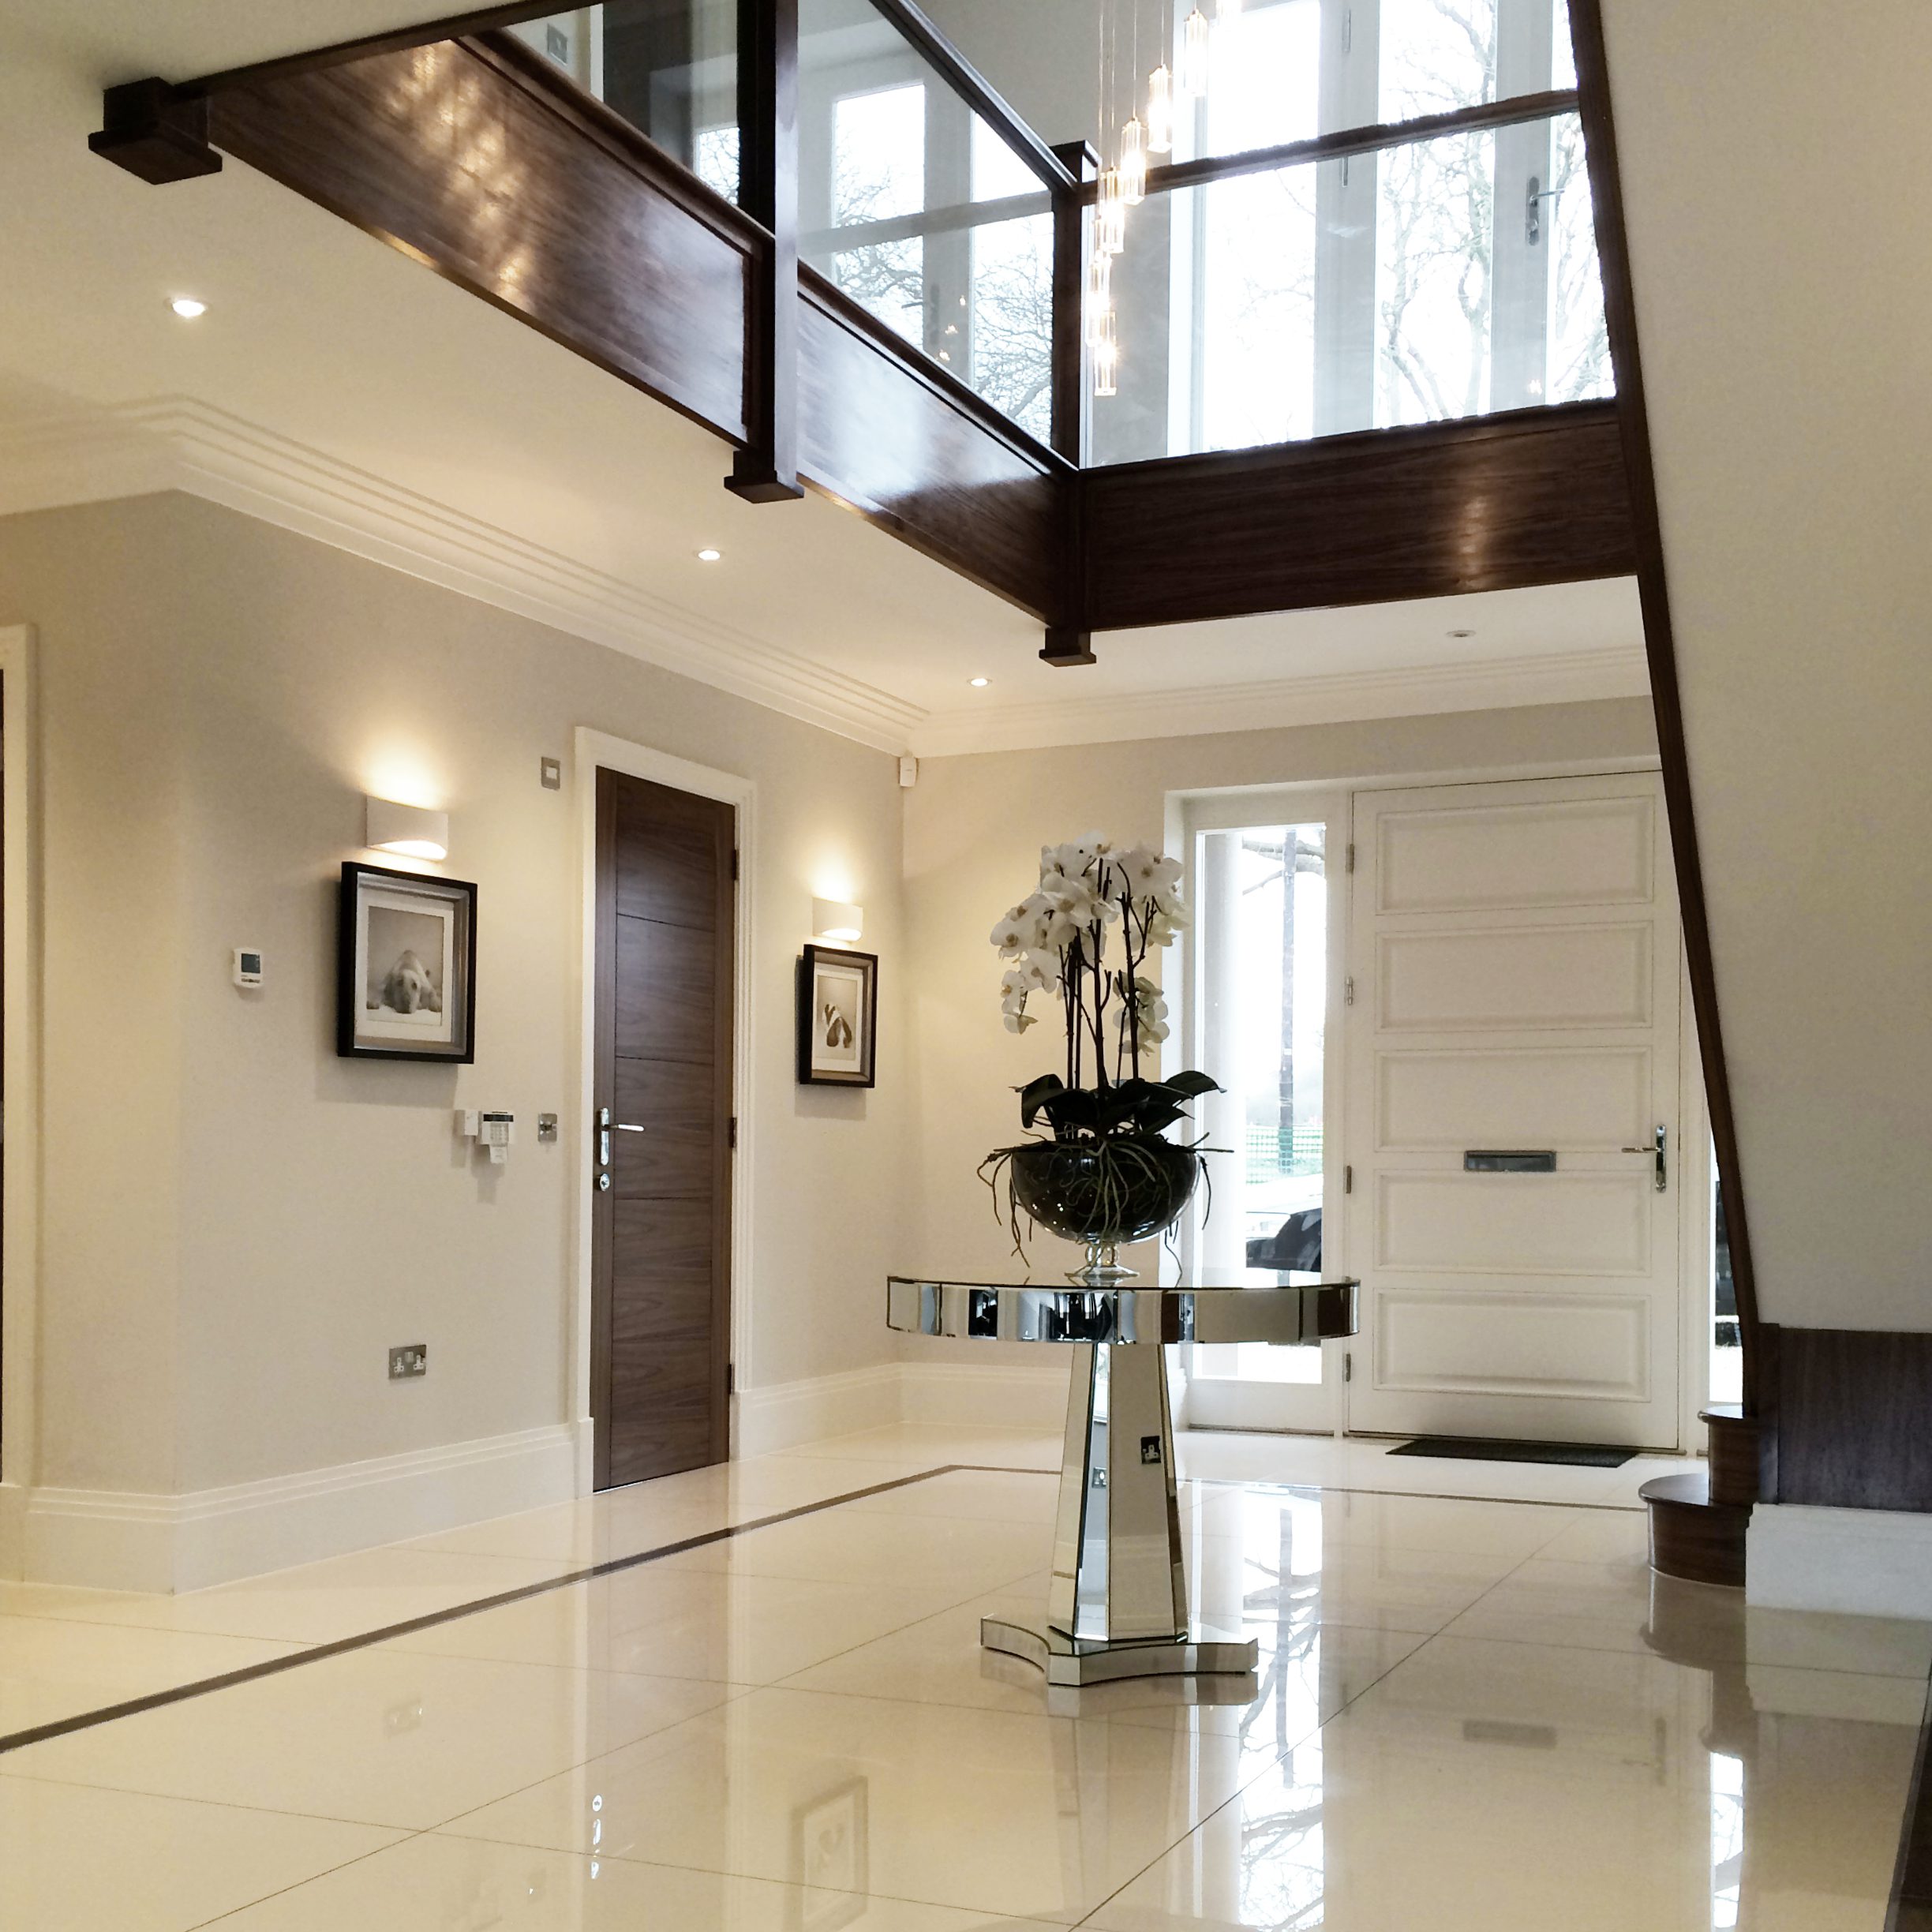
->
[0,626,42,1572]
[573,728,756,1488]
[1170,784,1352,1434]
[1169,755,1710,1449]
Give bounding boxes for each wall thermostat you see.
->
[232,947,264,988]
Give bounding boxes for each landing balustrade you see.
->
[89,0,1634,657]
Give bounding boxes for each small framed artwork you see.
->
[338,861,477,1061]
[797,944,877,1088]
[791,1777,868,1932]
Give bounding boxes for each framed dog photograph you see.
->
[338,862,477,1061]
[797,944,877,1088]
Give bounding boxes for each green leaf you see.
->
[1017,1073,1066,1130]
[1041,1088,1101,1133]
[1164,1069,1222,1099]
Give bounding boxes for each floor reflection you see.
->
[1088,1488,1926,1930]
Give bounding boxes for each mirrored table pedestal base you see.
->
[981,1614,1259,1688]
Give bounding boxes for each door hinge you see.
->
[731,848,740,882]
[727,1362,736,1395]
[1345,1164,1353,1193]
[728,1115,739,1150]
[1344,975,1354,1006]
[1346,842,1355,874]
[1344,1351,1354,1383]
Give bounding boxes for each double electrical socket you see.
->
[388,1344,427,1380]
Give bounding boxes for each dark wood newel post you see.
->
[727,0,805,503]
[1048,140,1096,467]
[90,77,222,182]
[1044,138,1098,667]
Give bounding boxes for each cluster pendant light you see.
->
[1086,0,1238,398]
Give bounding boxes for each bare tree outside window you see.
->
[1376,0,1500,425]
[828,84,926,346]
[969,215,1054,440]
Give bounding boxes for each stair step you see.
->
[1641,1470,1750,1589]
[1698,1406,1765,1507]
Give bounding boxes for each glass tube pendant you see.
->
[1181,6,1210,95]
[1084,250,1114,346]
[1146,64,1174,154]
[1092,308,1119,399]
[1119,115,1148,204]
[1097,165,1127,256]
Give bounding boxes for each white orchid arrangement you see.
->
[987,833,1218,1143]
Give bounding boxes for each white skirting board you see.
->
[1747,1502,1932,1619]
[733,1364,904,1460]
[900,1358,1071,1432]
[18,1422,583,1595]
[734,1358,1071,1458]
[12,1357,1068,1593]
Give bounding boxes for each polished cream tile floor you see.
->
[0,1425,1925,1930]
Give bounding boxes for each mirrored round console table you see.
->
[886,1268,1359,1687]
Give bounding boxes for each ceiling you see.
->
[0,0,1646,756]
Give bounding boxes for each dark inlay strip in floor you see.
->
[0,1462,1042,1758]
[0,1455,1641,1759]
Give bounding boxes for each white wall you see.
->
[900,698,1661,1352]
[0,492,912,1520]
[1601,1,1932,1331]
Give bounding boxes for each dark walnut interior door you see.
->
[592,769,734,1489]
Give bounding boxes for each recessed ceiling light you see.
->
[695,547,721,562]
[1447,627,1475,639]
[169,296,208,319]
[969,676,990,687]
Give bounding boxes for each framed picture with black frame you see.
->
[797,944,877,1088]
[337,861,477,1061]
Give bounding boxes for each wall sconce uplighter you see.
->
[365,796,450,862]
[811,897,864,943]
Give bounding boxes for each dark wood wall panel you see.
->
[1082,402,1636,630]
[797,278,1068,620]
[208,39,752,440]
[1769,1326,1932,1512]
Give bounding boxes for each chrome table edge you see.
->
[886,1275,1358,1346]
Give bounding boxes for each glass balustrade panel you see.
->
[1093,110,1609,465]
[799,0,1057,441]
[507,2,741,201]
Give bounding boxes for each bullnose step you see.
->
[1641,1470,1750,1589]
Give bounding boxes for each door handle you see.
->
[1622,1125,1666,1192]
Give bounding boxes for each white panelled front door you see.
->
[1343,773,1683,1447]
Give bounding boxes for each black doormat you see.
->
[1387,1436,1636,1469]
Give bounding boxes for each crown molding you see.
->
[0,397,924,755]
[0,398,1647,762]
[906,643,1652,758]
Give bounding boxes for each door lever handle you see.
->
[1621,1125,1667,1192]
